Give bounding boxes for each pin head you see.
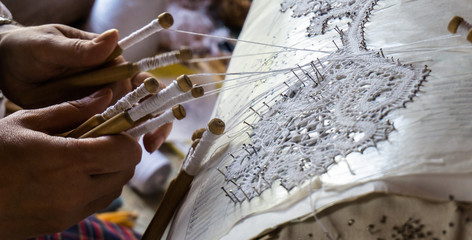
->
[176,75,193,92]
[158,12,174,29]
[448,16,464,34]
[191,128,206,141]
[143,77,160,93]
[208,118,225,135]
[191,86,204,98]
[172,104,186,120]
[179,47,193,61]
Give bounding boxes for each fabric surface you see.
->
[258,193,472,240]
[32,215,141,240]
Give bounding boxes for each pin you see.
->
[379,48,385,58]
[221,187,237,204]
[332,40,340,50]
[217,168,226,177]
[262,101,271,109]
[317,58,324,68]
[229,190,241,203]
[229,180,250,200]
[297,64,312,85]
[291,69,305,86]
[252,187,261,196]
[249,106,261,117]
[310,61,324,82]
[243,121,254,129]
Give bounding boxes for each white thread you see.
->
[457,19,472,36]
[167,28,330,53]
[119,18,165,50]
[128,81,183,121]
[152,91,194,115]
[183,130,221,176]
[101,82,152,119]
[136,51,181,71]
[126,108,176,138]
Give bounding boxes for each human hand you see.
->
[0,89,141,239]
[0,24,125,108]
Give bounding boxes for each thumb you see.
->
[21,88,113,134]
[52,28,119,67]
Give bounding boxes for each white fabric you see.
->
[169,0,472,239]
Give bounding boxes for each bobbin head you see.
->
[158,12,174,29]
[448,16,464,34]
[143,77,160,93]
[178,47,193,61]
[208,118,225,135]
[191,128,206,141]
[191,86,204,98]
[172,104,186,120]
[191,138,200,149]
[176,75,193,92]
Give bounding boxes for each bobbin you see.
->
[191,128,207,141]
[127,104,186,138]
[448,16,472,43]
[152,86,204,116]
[65,77,160,138]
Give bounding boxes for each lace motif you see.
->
[221,0,430,201]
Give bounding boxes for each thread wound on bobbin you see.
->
[448,16,464,34]
[191,128,207,141]
[191,87,205,98]
[176,75,193,92]
[172,104,186,120]
[143,77,160,93]
[179,47,193,61]
[208,118,225,135]
[158,12,174,29]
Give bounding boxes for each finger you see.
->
[76,134,142,175]
[83,190,123,220]
[89,169,135,198]
[50,26,119,67]
[53,24,98,40]
[142,122,173,153]
[18,88,113,134]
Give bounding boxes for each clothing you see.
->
[33,215,141,240]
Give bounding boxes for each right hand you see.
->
[0,89,142,239]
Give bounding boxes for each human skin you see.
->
[0,89,141,239]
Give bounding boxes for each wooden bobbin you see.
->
[143,77,160,93]
[178,47,193,61]
[191,138,201,149]
[65,114,106,138]
[448,16,472,43]
[448,16,464,34]
[191,86,205,98]
[158,12,174,29]
[176,75,193,92]
[79,112,134,138]
[172,104,186,120]
[208,118,225,135]
[191,128,207,141]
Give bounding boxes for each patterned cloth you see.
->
[33,215,141,240]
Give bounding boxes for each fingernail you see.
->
[93,29,118,43]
